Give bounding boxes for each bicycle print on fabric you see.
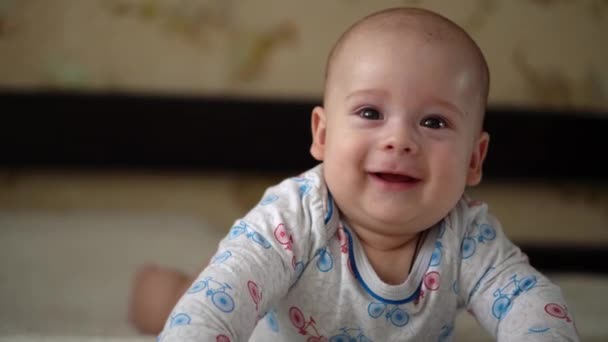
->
[264,309,280,333]
[229,220,271,249]
[211,250,232,264]
[292,177,313,199]
[491,274,537,320]
[169,312,191,328]
[187,276,236,313]
[524,302,576,336]
[329,326,372,342]
[367,302,410,327]
[248,280,263,312]
[289,306,327,341]
[415,271,441,305]
[315,247,334,272]
[461,222,496,259]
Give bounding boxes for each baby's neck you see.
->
[354,227,422,285]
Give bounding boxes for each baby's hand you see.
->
[128,263,193,335]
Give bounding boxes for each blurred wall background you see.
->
[0,0,606,111]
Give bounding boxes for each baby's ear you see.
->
[466,132,490,186]
[310,106,327,161]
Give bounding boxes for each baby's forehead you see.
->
[326,10,480,81]
[343,10,471,54]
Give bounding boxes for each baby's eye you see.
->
[358,108,383,120]
[420,116,447,129]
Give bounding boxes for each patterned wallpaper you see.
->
[0,0,606,111]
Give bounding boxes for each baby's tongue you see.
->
[377,173,415,182]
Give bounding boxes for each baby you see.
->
[130,7,579,341]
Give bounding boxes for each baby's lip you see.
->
[368,171,421,183]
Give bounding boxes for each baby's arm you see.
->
[157,175,325,341]
[457,203,579,341]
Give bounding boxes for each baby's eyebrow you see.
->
[345,88,390,101]
[427,97,467,119]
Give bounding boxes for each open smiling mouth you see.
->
[371,172,421,183]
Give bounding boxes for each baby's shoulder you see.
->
[260,164,328,210]
[245,164,338,243]
[442,194,493,238]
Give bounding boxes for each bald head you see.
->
[324,7,490,116]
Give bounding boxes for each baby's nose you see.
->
[383,128,419,154]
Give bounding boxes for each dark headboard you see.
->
[2,90,607,181]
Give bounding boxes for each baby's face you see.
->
[311,26,489,235]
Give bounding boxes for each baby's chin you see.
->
[343,202,435,235]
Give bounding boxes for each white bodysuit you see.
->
[158,164,579,341]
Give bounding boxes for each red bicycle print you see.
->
[415,271,441,305]
[248,280,262,311]
[274,223,294,250]
[337,227,348,254]
[216,334,231,342]
[545,303,572,323]
[289,306,327,341]
[423,271,441,291]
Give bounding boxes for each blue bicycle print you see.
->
[492,274,537,320]
[329,326,372,342]
[260,193,279,205]
[461,223,496,259]
[265,309,280,332]
[527,326,551,334]
[169,312,191,327]
[315,247,333,272]
[211,250,232,264]
[438,324,454,342]
[430,241,443,266]
[229,221,271,249]
[368,302,409,327]
[292,177,312,198]
[468,266,495,302]
[187,276,236,313]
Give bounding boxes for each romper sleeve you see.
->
[455,199,580,341]
[158,168,335,342]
